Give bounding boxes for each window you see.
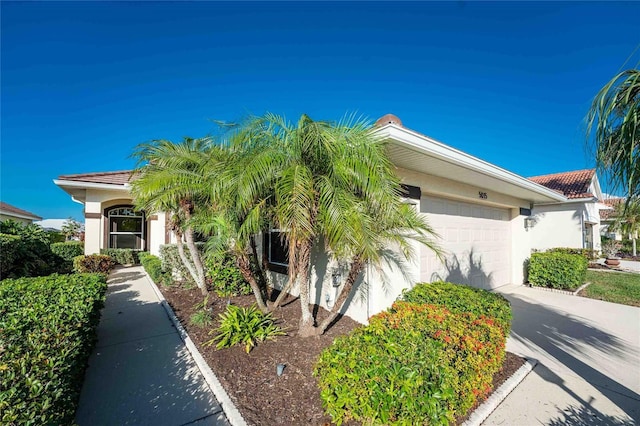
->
[265,230,289,273]
[107,207,144,250]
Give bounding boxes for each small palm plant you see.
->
[206,304,285,353]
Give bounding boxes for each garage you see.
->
[419,195,512,290]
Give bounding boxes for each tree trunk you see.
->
[174,230,203,294]
[318,256,365,333]
[272,245,297,309]
[296,241,316,337]
[184,226,207,296]
[633,237,637,257]
[249,235,268,300]
[237,255,269,313]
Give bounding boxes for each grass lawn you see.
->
[581,270,640,307]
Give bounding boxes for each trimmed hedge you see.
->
[100,248,140,265]
[315,301,506,425]
[528,252,588,290]
[0,273,108,424]
[73,254,116,274]
[138,252,169,285]
[401,281,512,337]
[51,241,84,261]
[545,247,598,261]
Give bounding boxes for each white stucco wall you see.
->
[148,212,168,256]
[530,202,601,252]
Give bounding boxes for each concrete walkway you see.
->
[484,284,640,425]
[76,267,230,426]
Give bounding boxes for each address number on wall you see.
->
[478,191,488,199]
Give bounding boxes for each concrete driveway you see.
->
[484,284,640,425]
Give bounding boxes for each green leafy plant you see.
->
[0,273,107,424]
[401,281,512,337]
[189,295,214,327]
[314,301,506,425]
[528,252,588,290]
[546,247,598,261]
[207,304,284,353]
[0,221,68,279]
[205,254,251,298]
[73,254,115,274]
[100,248,140,265]
[51,241,84,261]
[138,252,170,285]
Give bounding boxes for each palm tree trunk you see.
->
[249,235,268,300]
[296,242,316,337]
[633,237,637,257]
[174,230,203,293]
[318,256,365,333]
[183,226,207,296]
[237,255,269,313]
[272,245,297,308]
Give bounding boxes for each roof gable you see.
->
[528,169,596,199]
[0,201,42,221]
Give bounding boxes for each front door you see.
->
[584,223,594,250]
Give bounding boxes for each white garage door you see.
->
[420,196,511,290]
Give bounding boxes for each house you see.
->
[0,201,42,225]
[600,197,623,241]
[55,114,566,323]
[527,169,605,253]
[54,171,173,256]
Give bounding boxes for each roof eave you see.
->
[373,124,567,204]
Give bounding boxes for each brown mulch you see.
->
[160,284,526,426]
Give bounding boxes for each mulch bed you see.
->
[159,284,525,426]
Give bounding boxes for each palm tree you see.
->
[235,113,441,336]
[586,69,640,200]
[610,198,640,256]
[130,137,214,296]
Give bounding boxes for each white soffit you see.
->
[54,179,130,204]
[375,124,567,205]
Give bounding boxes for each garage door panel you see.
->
[420,196,511,290]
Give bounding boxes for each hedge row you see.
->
[0,273,108,424]
[528,252,588,290]
[73,254,116,274]
[100,248,140,265]
[51,241,84,262]
[138,252,169,285]
[315,282,510,425]
[545,247,598,261]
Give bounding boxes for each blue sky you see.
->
[1,1,639,221]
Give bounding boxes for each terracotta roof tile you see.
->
[528,169,595,199]
[0,201,42,221]
[57,170,136,186]
[600,197,623,220]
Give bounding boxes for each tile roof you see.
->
[0,201,42,221]
[600,197,623,220]
[528,169,595,199]
[57,170,136,186]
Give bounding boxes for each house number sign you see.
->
[478,191,488,199]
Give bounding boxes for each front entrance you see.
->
[584,223,594,250]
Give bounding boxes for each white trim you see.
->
[374,124,567,203]
[534,197,597,206]
[54,179,130,192]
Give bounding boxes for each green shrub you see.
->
[546,247,598,261]
[73,254,115,274]
[314,301,506,425]
[51,241,85,261]
[138,252,169,285]
[207,304,284,353]
[528,252,588,290]
[159,243,205,286]
[190,309,214,327]
[205,254,251,298]
[0,222,67,279]
[401,281,512,337]
[0,273,107,424]
[100,248,140,265]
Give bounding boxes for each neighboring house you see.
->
[0,201,42,225]
[599,197,623,241]
[528,169,606,252]
[55,114,566,323]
